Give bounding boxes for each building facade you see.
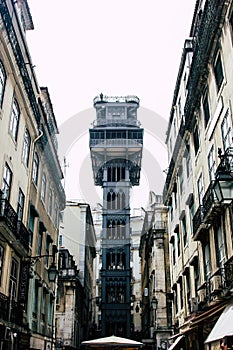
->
[164,1,233,349]
[0,1,66,349]
[56,248,84,350]
[139,194,172,350]
[58,201,97,344]
[89,94,144,337]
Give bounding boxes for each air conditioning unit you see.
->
[197,289,206,304]
[190,297,198,312]
[210,275,222,294]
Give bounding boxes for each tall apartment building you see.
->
[0,1,65,349]
[164,1,233,349]
[139,194,172,350]
[58,201,97,344]
[89,94,144,337]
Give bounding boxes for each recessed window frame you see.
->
[9,98,20,142]
[213,48,224,92]
[1,162,12,200]
[193,123,200,155]
[32,152,39,185]
[41,172,47,203]
[17,187,25,221]
[0,60,6,108]
[221,109,232,151]
[22,128,31,167]
[203,90,211,128]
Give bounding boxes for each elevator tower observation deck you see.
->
[89,94,144,337]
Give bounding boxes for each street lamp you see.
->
[213,148,233,204]
[47,262,59,283]
[151,296,158,310]
[24,244,59,282]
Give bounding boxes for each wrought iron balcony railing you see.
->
[93,95,140,105]
[90,138,143,147]
[224,256,233,289]
[192,205,207,239]
[0,291,24,325]
[0,198,30,251]
[192,181,221,239]
[92,118,141,127]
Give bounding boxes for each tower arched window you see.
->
[107,190,116,209]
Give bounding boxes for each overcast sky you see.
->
[26,0,197,207]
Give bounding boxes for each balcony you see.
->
[192,181,222,240]
[224,256,233,290]
[93,95,140,106]
[92,118,141,128]
[89,138,143,148]
[0,198,30,252]
[192,206,209,240]
[0,291,24,326]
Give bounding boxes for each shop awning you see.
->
[168,335,184,350]
[82,335,143,348]
[204,302,233,343]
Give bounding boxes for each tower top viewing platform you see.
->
[93,94,140,106]
[92,94,141,128]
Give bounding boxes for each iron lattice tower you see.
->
[89,94,143,337]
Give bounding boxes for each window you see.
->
[214,223,226,267]
[230,10,233,41]
[213,50,224,92]
[178,97,182,120]
[172,240,176,265]
[54,201,59,228]
[45,235,52,267]
[28,205,38,245]
[208,145,216,181]
[169,197,173,221]
[0,60,6,107]
[173,117,176,137]
[194,263,199,292]
[9,258,19,300]
[179,167,184,194]
[1,163,12,200]
[48,189,53,216]
[221,109,232,150]
[32,152,39,185]
[41,173,47,202]
[186,270,191,312]
[33,280,39,315]
[176,226,181,257]
[197,174,204,205]
[9,99,20,141]
[182,216,187,247]
[22,128,31,166]
[0,245,4,285]
[189,199,194,236]
[59,234,63,247]
[185,145,191,179]
[17,188,25,221]
[179,278,183,310]
[203,91,210,127]
[193,124,200,155]
[42,290,47,322]
[37,222,45,256]
[203,241,211,279]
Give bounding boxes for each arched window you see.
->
[0,60,6,107]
